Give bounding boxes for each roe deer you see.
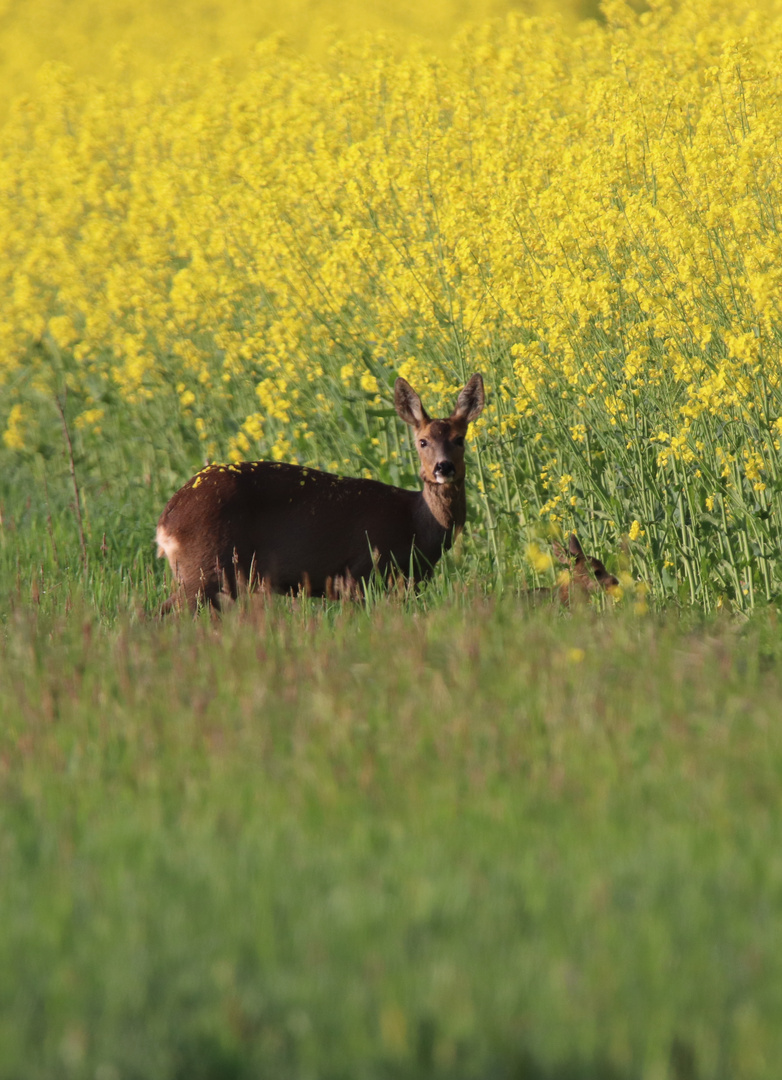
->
[528,533,619,606]
[156,373,485,611]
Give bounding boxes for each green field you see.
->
[3,590,782,1079]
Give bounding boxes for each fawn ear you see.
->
[552,541,568,565]
[395,378,430,427]
[568,534,585,559]
[451,373,485,424]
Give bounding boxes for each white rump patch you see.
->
[155,525,180,566]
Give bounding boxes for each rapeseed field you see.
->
[4,0,782,609]
[3,0,782,609]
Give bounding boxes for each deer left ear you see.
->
[568,533,585,559]
[451,373,485,424]
[552,541,568,565]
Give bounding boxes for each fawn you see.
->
[528,533,619,605]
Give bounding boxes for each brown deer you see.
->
[156,373,485,611]
[528,533,619,606]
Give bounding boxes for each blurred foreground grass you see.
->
[2,596,781,1079]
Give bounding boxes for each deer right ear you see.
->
[395,378,429,427]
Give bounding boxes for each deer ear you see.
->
[568,534,585,559]
[552,541,568,565]
[395,378,429,427]
[451,373,485,424]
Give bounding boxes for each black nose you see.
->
[434,460,455,477]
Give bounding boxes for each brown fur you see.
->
[156,374,485,611]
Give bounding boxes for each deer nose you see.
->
[434,460,455,477]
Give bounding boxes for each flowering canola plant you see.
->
[0,0,588,119]
[3,0,782,608]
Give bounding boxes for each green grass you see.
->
[3,596,782,1080]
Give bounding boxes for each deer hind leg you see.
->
[158,588,188,617]
[193,555,236,612]
[207,548,274,612]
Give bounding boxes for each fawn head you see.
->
[395,373,485,485]
[553,533,619,598]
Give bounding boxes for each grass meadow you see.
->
[3,0,782,1077]
[4,597,782,1080]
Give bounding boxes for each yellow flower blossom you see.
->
[526,543,554,575]
[3,404,28,451]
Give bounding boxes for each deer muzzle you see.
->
[433,460,456,482]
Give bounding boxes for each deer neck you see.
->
[419,478,466,542]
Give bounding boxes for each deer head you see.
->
[394,373,485,486]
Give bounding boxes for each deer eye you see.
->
[453,436,465,447]
[419,438,428,447]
